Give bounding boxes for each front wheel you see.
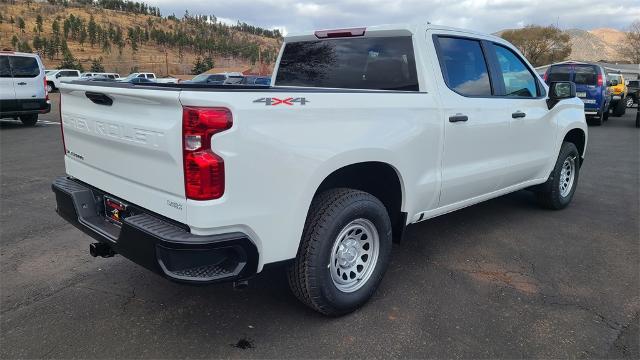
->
[287,188,392,316]
[535,142,580,210]
[46,82,54,93]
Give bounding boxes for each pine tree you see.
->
[88,15,97,47]
[90,57,105,72]
[17,17,26,33]
[36,14,43,33]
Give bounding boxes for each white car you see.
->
[81,72,120,80]
[45,69,81,92]
[53,23,587,315]
[119,72,177,83]
[0,51,50,126]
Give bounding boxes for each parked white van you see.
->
[0,51,50,126]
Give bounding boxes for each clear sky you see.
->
[144,0,640,35]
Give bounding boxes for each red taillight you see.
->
[597,73,603,86]
[543,71,548,83]
[182,107,232,200]
[314,27,366,39]
[43,76,49,101]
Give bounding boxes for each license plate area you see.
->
[104,196,130,225]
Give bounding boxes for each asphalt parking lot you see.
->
[1,94,638,359]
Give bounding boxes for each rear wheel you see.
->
[535,142,580,210]
[287,188,392,316]
[588,111,603,126]
[19,114,38,126]
[613,99,626,116]
[46,82,54,93]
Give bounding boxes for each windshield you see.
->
[122,73,139,81]
[608,74,622,83]
[191,74,210,82]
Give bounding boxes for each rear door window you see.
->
[435,36,492,96]
[275,36,419,91]
[547,65,572,82]
[0,56,11,78]
[573,66,597,85]
[9,56,40,78]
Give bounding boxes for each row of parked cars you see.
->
[44,69,272,89]
[542,61,638,126]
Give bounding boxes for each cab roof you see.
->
[284,23,503,43]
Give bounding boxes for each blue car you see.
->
[545,62,611,126]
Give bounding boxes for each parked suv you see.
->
[45,69,81,92]
[53,24,587,315]
[0,51,50,126]
[626,80,639,107]
[607,73,627,116]
[544,62,610,125]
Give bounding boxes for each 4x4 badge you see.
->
[253,97,309,106]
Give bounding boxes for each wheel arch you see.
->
[311,161,407,243]
[562,128,587,165]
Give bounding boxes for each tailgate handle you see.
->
[85,92,113,106]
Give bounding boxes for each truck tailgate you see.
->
[60,83,186,222]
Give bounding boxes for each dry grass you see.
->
[0,2,280,75]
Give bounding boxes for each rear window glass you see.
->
[573,66,597,85]
[435,36,492,96]
[0,56,10,78]
[275,36,419,91]
[10,56,40,78]
[547,65,571,82]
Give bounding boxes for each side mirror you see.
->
[56,74,62,78]
[547,81,576,109]
[609,79,618,86]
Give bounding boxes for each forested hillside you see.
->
[0,0,283,75]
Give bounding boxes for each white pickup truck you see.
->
[53,23,587,316]
[45,69,81,92]
[118,72,177,83]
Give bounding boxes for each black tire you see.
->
[626,96,635,108]
[535,142,580,210]
[19,114,38,126]
[287,188,392,316]
[46,82,55,93]
[613,99,626,117]
[588,111,603,126]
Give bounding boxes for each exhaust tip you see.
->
[90,243,116,258]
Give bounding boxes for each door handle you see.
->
[449,114,468,123]
[17,82,27,85]
[512,111,526,118]
[85,92,113,106]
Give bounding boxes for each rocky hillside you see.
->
[0,0,282,75]
[495,27,629,64]
[566,28,626,63]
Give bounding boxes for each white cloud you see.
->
[145,0,640,34]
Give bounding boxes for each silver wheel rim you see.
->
[626,97,634,108]
[559,156,576,197]
[47,84,52,92]
[329,218,380,293]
